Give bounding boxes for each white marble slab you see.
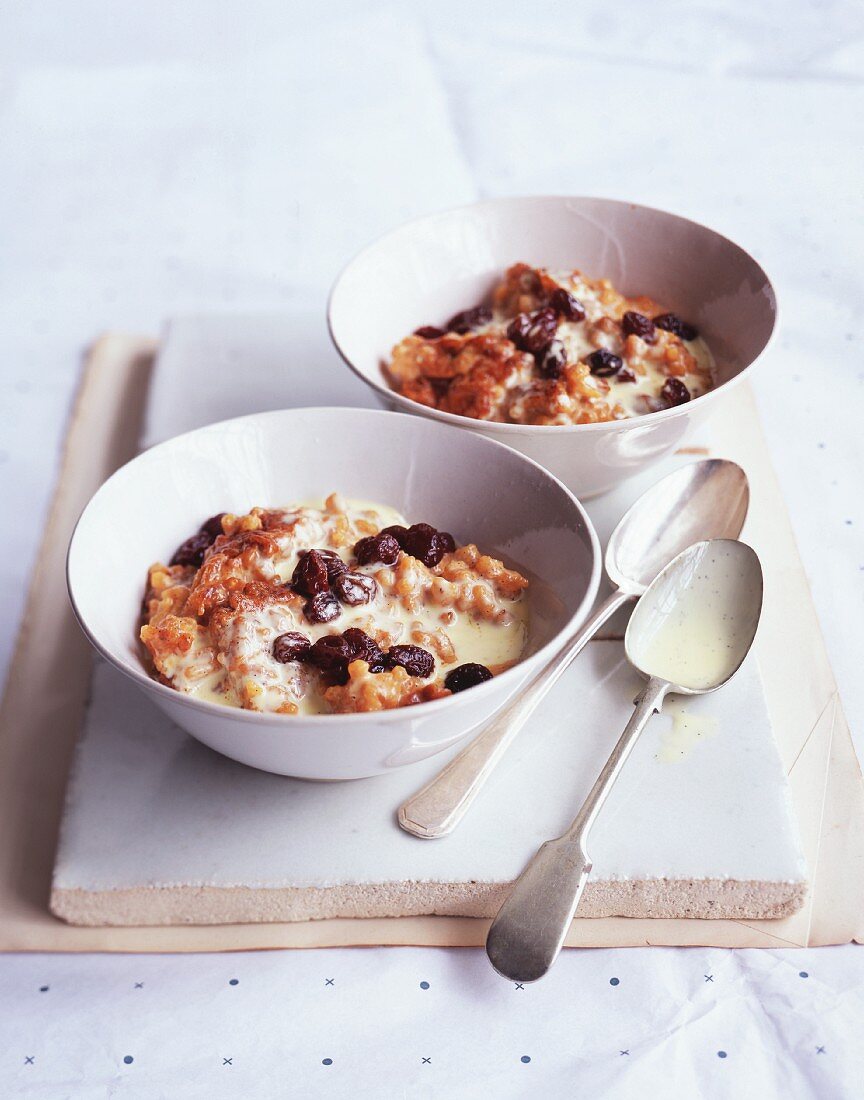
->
[56,643,803,891]
[52,314,805,920]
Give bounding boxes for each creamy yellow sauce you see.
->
[655,700,719,763]
[629,542,761,692]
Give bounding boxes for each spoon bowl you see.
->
[606,460,750,596]
[626,539,763,693]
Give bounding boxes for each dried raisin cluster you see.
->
[291,548,378,624]
[354,532,401,566]
[505,287,590,377]
[286,520,457,626]
[414,283,590,383]
[355,522,455,570]
[409,285,700,396]
[272,627,436,686]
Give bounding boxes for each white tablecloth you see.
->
[1,2,862,1096]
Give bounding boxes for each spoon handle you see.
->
[398,589,632,839]
[485,676,670,983]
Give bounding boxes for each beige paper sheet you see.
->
[0,333,861,951]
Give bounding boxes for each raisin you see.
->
[354,536,377,565]
[380,525,409,548]
[315,548,348,579]
[660,378,691,406]
[507,307,558,355]
[307,634,354,675]
[354,532,401,566]
[170,532,213,568]
[616,366,637,383]
[308,630,384,683]
[446,306,491,334]
[342,628,387,672]
[403,523,448,567]
[414,325,445,339]
[506,312,531,346]
[622,311,656,343]
[549,287,586,322]
[200,513,227,540]
[272,632,312,663]
[438,531,456,553]
[444,663,493,693]
[654,313,698,341]
[586,349,623,377]
[303,591,340,624]
[291,549,331,597]
[539,339,567,379]
[386,644,435,678]
[170,511,226,567]
[333,571,378,606]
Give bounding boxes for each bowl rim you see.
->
[327,193,779,436]
[66,405,602,728]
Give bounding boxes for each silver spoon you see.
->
[398,459,749,839]
[486,538,764,983]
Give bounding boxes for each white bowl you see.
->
[328,196,778,498]
[67,407,600,779]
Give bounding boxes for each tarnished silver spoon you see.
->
[398,459,749,839]
[486,538,764,983]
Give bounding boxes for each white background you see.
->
[1,1,862,1096]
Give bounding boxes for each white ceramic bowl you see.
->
[67,407,600,779]
[328,196,778,498]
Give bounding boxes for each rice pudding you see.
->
[140,494,529,715]
[387,263,714,425]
